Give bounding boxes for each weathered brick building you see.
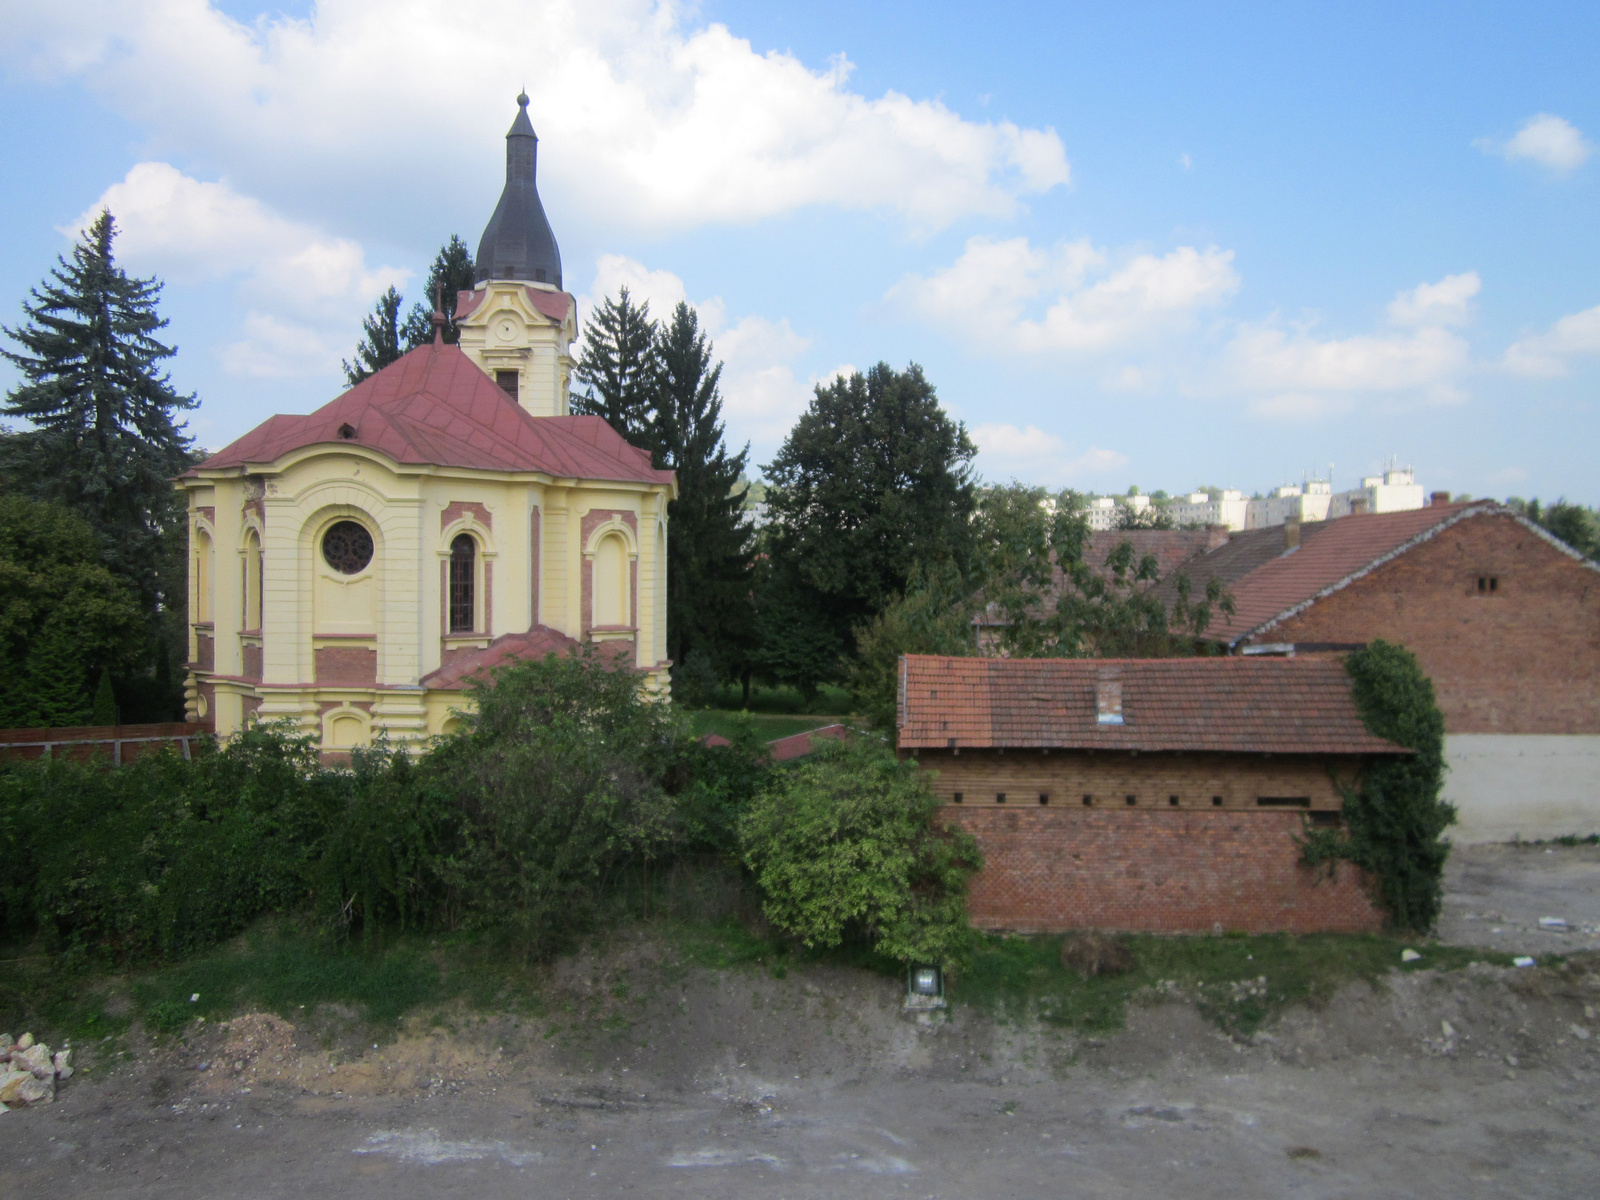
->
[897,654,1404,933]
[1159,499,1600,841]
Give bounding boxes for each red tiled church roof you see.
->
[190,341,673,486]
[419,626,584,690]
[897,654,1407,756]
[1192,502,1500,643]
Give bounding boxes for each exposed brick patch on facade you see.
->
[945,806,1381,934]
[441,500,492,532]
[314,645,378,686]
[241,642,262,681]
[580,508,638,545]
[194,630,215,672]
[195,506,215,525]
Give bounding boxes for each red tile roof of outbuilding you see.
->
[897,654,1407,756]
[190,341,673,486]
[419,625,585,690]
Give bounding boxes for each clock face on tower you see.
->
[493,315,520,343]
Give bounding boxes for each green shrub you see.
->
[738,736,980,966]
[1302,640,1454,933]
[428,647,685,955]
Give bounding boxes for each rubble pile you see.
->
[0,1033,72,1109]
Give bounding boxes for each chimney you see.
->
[1284,515,1301,550]
[1350,496,1369,516]
[1095,666,1124,725]
[1430,490,1451,507]
[1205,524,1230,551]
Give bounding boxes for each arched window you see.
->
[449,534,476,633]
[195,530,213,623]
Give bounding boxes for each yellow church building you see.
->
[179,95,676,751]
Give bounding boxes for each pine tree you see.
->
[22,616,91,729]
[0,210,196,641]
[91,666,119,726]
[573,287,658,440]
[400,235,477,349]
[650,303,757,679]
[342,286,405,385]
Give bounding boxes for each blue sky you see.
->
[1,1,1596,502]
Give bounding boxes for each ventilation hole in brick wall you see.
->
[1477,575,1500,593]
[995,792,1006,804]
[1309,810,1341,828]
[952,792,963,804]
[1168,795,1179,806]
[1038,793,1049,806]
[1256,796,1312,807]
[1082,794,1093,806]
[1125,794,1137,806]
[1212,795,1223,807]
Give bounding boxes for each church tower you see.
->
[455,93,577,418]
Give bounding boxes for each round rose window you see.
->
[322,520,374,574]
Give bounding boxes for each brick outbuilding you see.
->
[1157,501,1600,841]
[897,654,1406,934]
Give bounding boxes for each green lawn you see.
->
[687,710,846,743]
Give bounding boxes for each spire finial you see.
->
[517,88,529,108]
[431,281,446,345]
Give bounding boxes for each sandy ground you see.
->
[5,844,1600,1198]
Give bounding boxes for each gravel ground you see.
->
[5,844,1599,1198]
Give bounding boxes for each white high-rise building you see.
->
[1327,468,1425,518]
[1244,480,1333,529]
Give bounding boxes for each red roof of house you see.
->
[1193,502,1500,644]
[190,341,673,486]
[897,654,1407,756]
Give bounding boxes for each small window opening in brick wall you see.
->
[1168,794,1180,806]
[1308,811,1341,828]
[1082,794,1093,806]
[952,791,963,804]
[1256,796,1311,807]
[1212,795,1223,806]
[995,792,1006,804]
[1038,793,1049,806]
[1476,575,1499,593]
[1125,794,1137,806]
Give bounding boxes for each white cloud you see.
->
[892,236,1237,354]
[1247,392,1355,422]
[1479,113,1593,174]
[1227,324,1469,394]
[970,422,1129,486]
[66,162,407,378]
[6,0,1070,234]
[1502,303,1600,378]
[1386,271,1480,327]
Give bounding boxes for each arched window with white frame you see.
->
[449,533,477,633]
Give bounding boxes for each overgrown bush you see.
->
[738,736,981,966]
[1302,640,1454,933]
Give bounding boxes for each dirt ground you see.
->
[6,844,1600,1199]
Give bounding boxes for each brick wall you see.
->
[911,748,1381,933]
[314,645,378,686]
[944,805,1382,934]
[1263,513,1600,734]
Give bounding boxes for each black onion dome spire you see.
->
[475,93,562,288]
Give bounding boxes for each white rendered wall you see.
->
[1443,734,1600,843]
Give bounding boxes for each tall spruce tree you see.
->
[342,285,405,385]
[0,210,196,685]
[401,235,477,349]
[649,303,756,680]
[572,287,658,440]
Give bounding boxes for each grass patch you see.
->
[703,683,853,716]
[954,932,1516,1037]
[687,710,843,744]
